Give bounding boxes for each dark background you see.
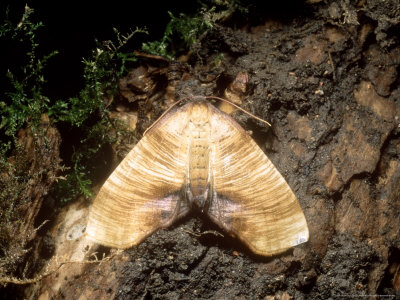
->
[0,1,198,100]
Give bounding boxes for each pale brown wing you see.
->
[86,105,192,249]
[207,106,309,256]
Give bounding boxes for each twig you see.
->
[182,229,224,238]
[34,219,49,232]
[0,250,122,286]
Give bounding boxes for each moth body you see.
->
[187,102,213,211]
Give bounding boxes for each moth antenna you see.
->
[204,96,271,127]
[144,96,271,136]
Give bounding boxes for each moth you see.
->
[86,99,309,256]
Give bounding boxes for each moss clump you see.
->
[140,1,250,59]
[142,10,214,59]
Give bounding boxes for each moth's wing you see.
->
[208,107,309,256]
[86,106,191,249]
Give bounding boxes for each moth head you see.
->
[189,101,210,127]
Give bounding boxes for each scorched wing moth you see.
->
[86,99,309,256]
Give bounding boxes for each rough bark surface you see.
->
[13,1,400,299]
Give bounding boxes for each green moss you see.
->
[0,6,58,139]
[140,0,250,59]
[141,10,214,59]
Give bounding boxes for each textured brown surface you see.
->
[87,100,308,256]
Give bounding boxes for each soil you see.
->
[5,1,400,299]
